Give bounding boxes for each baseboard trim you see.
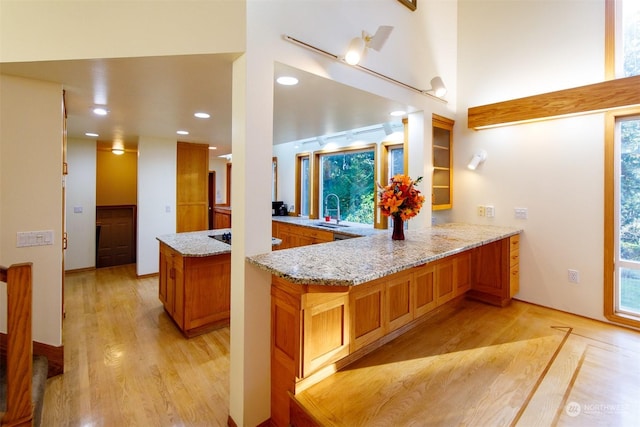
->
[0,334,64,378]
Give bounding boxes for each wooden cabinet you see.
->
[467,236,519,307]
[273,222,333,250]
[270,235,519,427]
[213,207,231,229]
[432,114,454,210]
[159,242,230,337]
[177,142,209,232]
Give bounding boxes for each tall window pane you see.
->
[389,146,404,179]
[617,116,640,315]
[300,156,310,216]
[319,149,375,224]
[622,0,640,77]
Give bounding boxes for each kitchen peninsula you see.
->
[157,229,281,337]
[247,223,522,427]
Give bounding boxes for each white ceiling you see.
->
[0,54,409,155]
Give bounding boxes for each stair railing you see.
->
[1,263,34,427]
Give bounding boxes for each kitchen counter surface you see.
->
[157,229,281,257]
[272,215,387,237]
[248,223,522,286]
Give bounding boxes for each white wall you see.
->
[0,75,63,345]
[66,137,97,271]
[137,137,177,276]
[453,0,607,320]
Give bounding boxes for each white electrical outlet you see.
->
[568,269,580,283]
[485,205,495,218]
[477,206,485,217]
[514,208,528,219]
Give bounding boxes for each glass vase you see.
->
[392,217,405,240]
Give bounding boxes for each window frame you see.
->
[312,144,377,222]
[605,107,640,328]
[295,152,311,217]
[604,0,640,328]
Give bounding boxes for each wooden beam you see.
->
[468,75,640,129]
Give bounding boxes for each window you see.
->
[388,145,404,178]
[619,0,640,78]
[296,154,310,216]
[314,146,376,225]
[616,115,640,317]
[605,0,640,327]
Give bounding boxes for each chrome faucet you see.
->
[325,193,341,224]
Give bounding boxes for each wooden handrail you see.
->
[1,263,34,427]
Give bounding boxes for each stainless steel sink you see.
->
[315,222,350,229]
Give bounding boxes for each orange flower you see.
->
[378,175,424,220]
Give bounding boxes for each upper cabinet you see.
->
[432,114,454,210]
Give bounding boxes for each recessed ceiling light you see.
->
[390,110,406,117]
[194,112,211,119]
[92,107,108,116]
[276,76,299,86]
[177,130,189,135]
[208,146,217,150]
[85,132,99,137]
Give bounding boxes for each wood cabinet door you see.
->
[177,142,209,232]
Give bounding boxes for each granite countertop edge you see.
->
[157,229,282,257]
[247,223,522,287]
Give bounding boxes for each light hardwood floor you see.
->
[43,265,640,426]
[294,296,640,426]
[42,264,230,426]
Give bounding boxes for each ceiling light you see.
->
[428,77,447,98]
[112,148,125,155]
[177,130,189,135]
[276,76,299,86]
[467,150,487,170]
[92,107,108,116]
[344,25,394,65]
[194,112,210,119]
[390,110,406,117]
[208,146,217,150]
[85,132,99,137]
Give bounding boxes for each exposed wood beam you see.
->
[468,75,640,130]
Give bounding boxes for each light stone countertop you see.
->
[247,223,522,287]
[157,229,282,257]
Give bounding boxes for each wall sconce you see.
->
[467,150,487,170]
[427,77,447,98]
[112,141,125,155]
[344,25,394,65]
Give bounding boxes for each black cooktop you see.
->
[209,232,231,244]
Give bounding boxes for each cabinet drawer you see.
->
[510,252,519,267]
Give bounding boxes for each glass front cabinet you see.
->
[432,114,454,210]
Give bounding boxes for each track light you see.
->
[467,150,487,170]
[428,77,447,98]
[344,25,394,65]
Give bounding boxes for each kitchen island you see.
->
[247,223,522,427]
[157,229,281,338]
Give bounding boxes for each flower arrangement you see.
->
[378,174,425,221]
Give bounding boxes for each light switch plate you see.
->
[16,230,54,247]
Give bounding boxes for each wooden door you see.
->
[96,206,136,268]
[177,142,209,232]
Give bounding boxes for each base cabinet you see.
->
[273,222,333,250]
[271,236,518,427]
[159,242,231,337]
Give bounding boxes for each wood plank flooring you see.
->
[42,264,230,426]
[43,265,640,426]
[293,297,640,426]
